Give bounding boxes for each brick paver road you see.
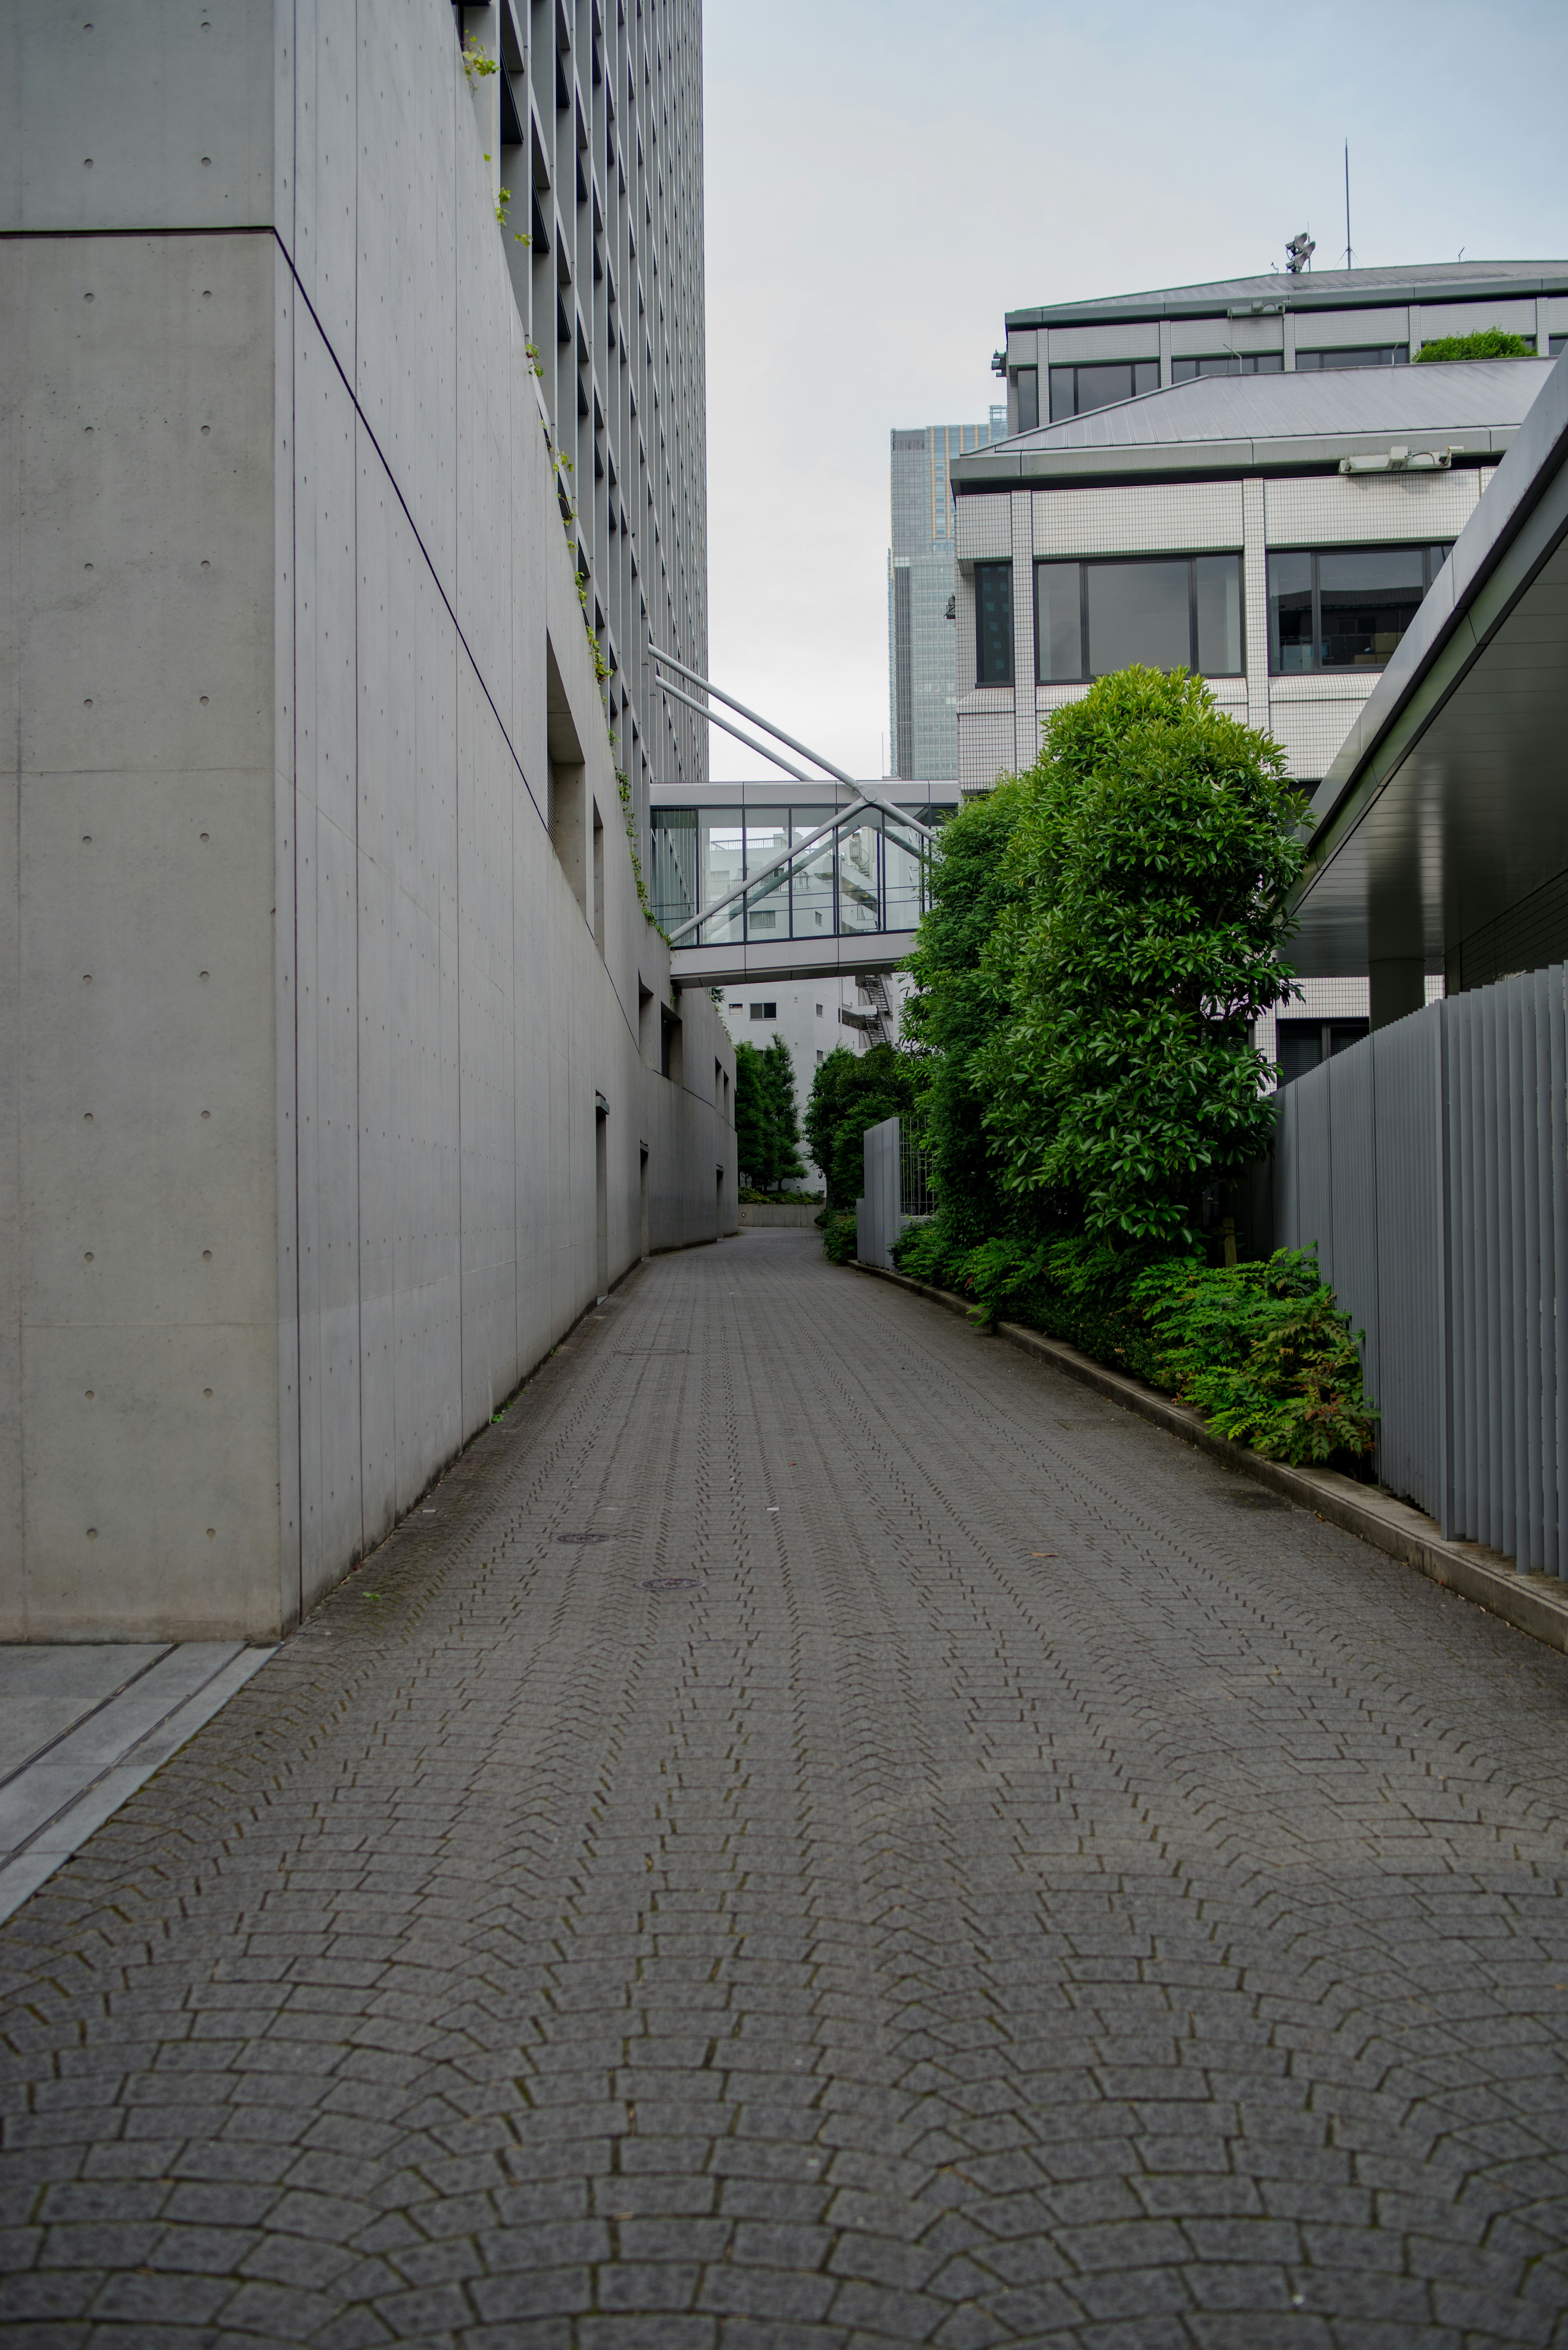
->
[7,1230,1568,2348]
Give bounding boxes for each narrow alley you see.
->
[5,1230,1568,2348]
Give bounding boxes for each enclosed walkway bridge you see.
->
[644,645,958,988]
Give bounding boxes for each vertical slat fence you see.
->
[1273,963,1568,1572]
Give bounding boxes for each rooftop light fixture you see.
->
[1339,445,1457,475]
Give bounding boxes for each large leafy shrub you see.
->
[804,1043,918,1212]
[975,668,1307,1246]
[1131,1249,1377,1463]
[902,782,1031,1251]
[886,1224,1376,1467]
[734,1036,806,1194]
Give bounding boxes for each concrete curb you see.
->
[853,1258,1568,1660]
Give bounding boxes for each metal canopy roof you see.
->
[1287,356,1568,977]
[1004,260,1568,331]
[949,360,1553,489]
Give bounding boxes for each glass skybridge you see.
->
[649,801,944,948]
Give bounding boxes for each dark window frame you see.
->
[1047,359,1160,421]
[1265,542,1452,675]
[1033,552,1245,684]
[1171,352,1284,381]
[975,561,1015,686]
[1295,345,1409,370]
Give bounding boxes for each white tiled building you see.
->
[951,310,1560,1045]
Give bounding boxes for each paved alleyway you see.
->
[7,1230,1568,2348]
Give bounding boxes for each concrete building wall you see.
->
[0,1,733,1643]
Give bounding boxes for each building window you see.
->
[975,562,1014,685]
[748,1001,777,1020]
[816,1050,825,1064]
[1267,544,1451,673]
[1296,346,1408,370]
[815,1003,823,1017]
[1172,353,1284,380]
[1015,367,1039,432]
[1551,336,1566,357]
[1276,1018,1369,1084]
[1035,553,1243,682]
[1048,360,1158,421]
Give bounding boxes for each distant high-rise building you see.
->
[888,410,1007,778]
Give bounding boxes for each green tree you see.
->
[1415,328,1534,363]
[734,1036,806,1193]
[902,780,1031,1250]
[975,667,1306,1246]
[804,1043,918,1211]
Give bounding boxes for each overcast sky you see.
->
[699,0,1568,783]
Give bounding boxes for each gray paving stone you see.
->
[7,1232,1568,2347]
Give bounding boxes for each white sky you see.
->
[700,0,1568,783]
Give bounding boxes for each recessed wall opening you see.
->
[638,981,655,1062]
[639,1144,650,1259]
[660,1002,683,1084]
[592,800,606,953]
[546,636,588,918]
[595,1100,609,1297]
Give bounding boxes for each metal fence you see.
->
[1274,961,1568,1570]
[900,1131,937,1219]
[856,1116,903,1269]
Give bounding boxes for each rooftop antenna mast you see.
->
[1343,140,1353,269]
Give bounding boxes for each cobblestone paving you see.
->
[7,1230,1568,2348]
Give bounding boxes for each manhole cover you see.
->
[640,1576,702,1592]
[557,1532,615,1545]
[1225,1493,1289,1512]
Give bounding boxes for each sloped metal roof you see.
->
[950,361,1555,488]
[1005,261,1568,330]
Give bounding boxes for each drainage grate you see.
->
[616,1348,690,1356]
[641,1576,701,1593]
[557,1532,615,1545]
[1225,1492,1290,1512]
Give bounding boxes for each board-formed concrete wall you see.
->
[0,1,734,1641]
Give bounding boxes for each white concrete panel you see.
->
[1263,467,1487,548]
[0,247,20,1588]
[0,4,275,235]
[292,327,362,1606]
[955,497,1011,563]
[1266,693,1372,784]
[16,235,275,783]
[354,0,457,586]
[1032,482,1245,559]
[1046,325,1160,363]
[293,0,359,360]
[273,247,302,1631]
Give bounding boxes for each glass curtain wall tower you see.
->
[888,410,1006,780]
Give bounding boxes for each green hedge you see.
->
[818,1208,858,1265]
[1414,328,1534,363]
[889,1223,1376,1468]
